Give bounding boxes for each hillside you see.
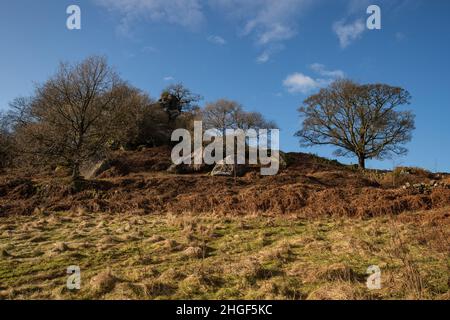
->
[1,147,450,218]
[0,148,449,300]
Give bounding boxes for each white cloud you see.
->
[163,76,175,81]
[255,44,284,64]
[211,0,312,62]
[94,0,315,61]
[94,0,205,34]
[333,19,365,48]
[284,64,345,94]
[283,73,320,94]
[309,63,345,78]
[332,0,412,48]
[207,35,226,45]
[254,23,296,45]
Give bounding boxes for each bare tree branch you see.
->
[295,79,415,169]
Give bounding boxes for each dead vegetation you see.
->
[0,148,449,300]
[0,209,448,300]
[1,149,449,218]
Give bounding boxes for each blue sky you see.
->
[0,0,449,171]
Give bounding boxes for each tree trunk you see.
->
[358,156,366,170]
[72,162,81,181]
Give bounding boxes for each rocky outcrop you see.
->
[402,180,450,194]
[80,160,111,179]
[211,155,248,177]
[167,148,213,174]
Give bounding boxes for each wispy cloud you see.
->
[93,0,316,61]
[96,1,373,59]
[332,0,400,48]
[207,35,226,45]
[252,23,296,46]
[333,19,365,48]
[331,0,371,49]
[309,63,345,78]
[142,46,158,54]
[255,43,284,64]
[211,0,312,63]
[256,52,270,64]
[94,0,205,36]
[163,76,175,81]
[284,63,345,94]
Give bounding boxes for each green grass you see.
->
[0,210,448,300]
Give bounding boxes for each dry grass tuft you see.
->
[90,270,119,295]
[29,235,48,243]
[108,282,144,299]
[0,248,12,258]
[183,246,204,259]
[387,228,426,299]
[162,239,181,251]
[52,242,69,253]
[237,258,270,283]
[143,279,175,298]
[315,263,360,282]
[306,282,363,300]
[158,268,185,282]
[260,242,292,263]
[0,208,448,300]
[178,274,210,296]
[146,234,165,243]
[99,235,118,245]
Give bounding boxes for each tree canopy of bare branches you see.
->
[203,99,277,134]
[0,113,15,169]
[21,56,124,179]
[158,83,202,127]
[296,80,415,169]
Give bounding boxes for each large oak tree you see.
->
[296,80,415,169]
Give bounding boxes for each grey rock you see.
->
[80,160,111,179]
[211,155,247,177]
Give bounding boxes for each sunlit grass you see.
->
[0,209,448,300]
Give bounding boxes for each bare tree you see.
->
[108,84,177,148]
[203,99,276,134]
[202,99,278,180]
[203,99,240,135]
[6,97,34,130]
[158,83,202,127]
[106,84,154,148]
[202,99,277,160]
[296,80,415,169]
[22,56,123,179]
[0,113,14,169]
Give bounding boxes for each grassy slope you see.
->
[0,208,448,300]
